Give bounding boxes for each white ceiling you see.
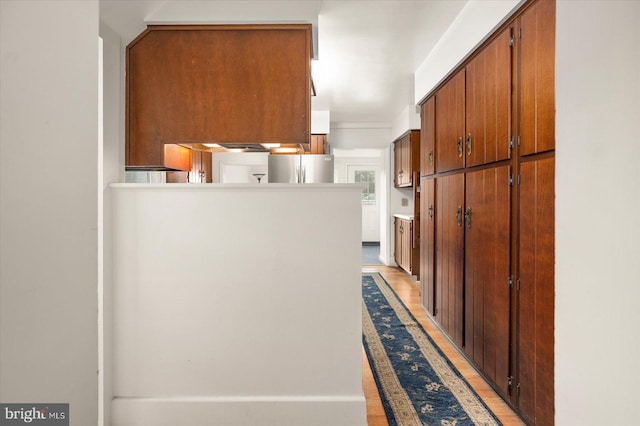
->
[100,0,466,125]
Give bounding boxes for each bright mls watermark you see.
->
[0,404,68,425]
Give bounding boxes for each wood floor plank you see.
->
[362,266,524,426]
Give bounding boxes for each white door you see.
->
[347,165,381,242]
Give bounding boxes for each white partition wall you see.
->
[111,184,366,426]
[0,2,99,425]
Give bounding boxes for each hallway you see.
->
[361,265,524,425]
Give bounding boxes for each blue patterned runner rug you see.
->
[362,272,502,426]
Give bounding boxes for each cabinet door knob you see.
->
[428,205,434,219]
[456,206,462,227]
[429,151,433,165]
[466,133,472,156]
[457,137,463,158]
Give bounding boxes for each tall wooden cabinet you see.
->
[463,166,511,395]
[518,157,555,425]
[435,174,465,348]
[419,179,435,314]
[418,0,555,424]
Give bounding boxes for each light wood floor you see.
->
[361,265,524,426]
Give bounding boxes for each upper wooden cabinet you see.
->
[393,130,420,187]
[519,0,555,156]
[465,27,512,167]
[435,71,466,173]
[420,97,435,176]
[126,24,312,169]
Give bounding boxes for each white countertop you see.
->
[111,183,363,192]
[393,213,414,220]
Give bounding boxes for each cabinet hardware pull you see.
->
[457,137,463,158]
[466,133,472,156]
[456,206,462,227]
[429,151,433,165]
[428,205,434,219]
[465,206,472,229]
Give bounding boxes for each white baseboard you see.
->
[378,254,397,266]
[111,396,367,426]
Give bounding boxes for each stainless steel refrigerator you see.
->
[267,154,334,183]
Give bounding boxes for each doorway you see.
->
[347,164,383,265]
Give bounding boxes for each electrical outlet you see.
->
[401,198,408,207]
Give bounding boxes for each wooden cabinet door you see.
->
[436,71,465,173]
[435,174,465,347]
[310,134,327,154]
[401,136,411,186]
[189,150,213,183]
[465,28,512,167]
[394,218,400,265]
[394,141,402,187]
[517,157,554,425]
[464,165,511,396]
[420,97,436,176]
[519,0,555,156]
[201,151,212,183]
[403,219,412,272]
[420,178,436,315]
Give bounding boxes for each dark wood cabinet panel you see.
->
[519,0,555,156]
[435,174,465,347]
[436,71,465,173]
[464,166,511,395]
[465,28,512,167]
[420,97,436,176]
[518,157,554,425]
[126,25,311,169]
[420,178,435,315]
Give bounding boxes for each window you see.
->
[354,170,376,205]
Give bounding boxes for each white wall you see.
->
[311,110,331,134]
[110,184,366,426]
[0,2,99,426]
[555,1,640,424]
[211,152,269,183]
[414,0,521,102]
[329,123,392,149]
[391,105,421,141]
[99,20,125,426]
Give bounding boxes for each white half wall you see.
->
[0,2,99,426]
[555,1,640,424]
[111,184,366,426]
